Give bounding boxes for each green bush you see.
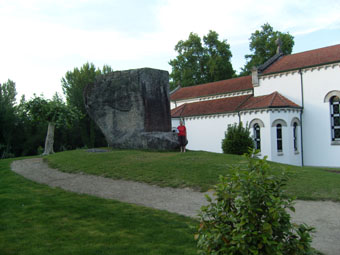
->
[37,146,44,155]
[221,122,253,155]
[196,150,315,255]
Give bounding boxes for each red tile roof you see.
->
[170,75,252,101]
[239,92,301,110]
[171,92,300,117]
[263,44,340,74]
[171,95,251,117]
[171,103,187,117]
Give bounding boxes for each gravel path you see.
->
[11,158,340,255]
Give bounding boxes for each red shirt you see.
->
[177,125,186,136]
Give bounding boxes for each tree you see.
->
[61,63,111,148]
[62,63,100,114]
[169,30,235,89]
[25,94,81,155]
[240,23,294,76]
[14,95,47,156]
[0,79,17,158]
[102,64,114,74]
[204,31,235,83]
[221,122,254,155]
[196,150,315,254]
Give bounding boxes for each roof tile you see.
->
[171,92,301,117]
[239,92,301,110]
[263,44,340,74]
[170,75,252,101]
[171,95,251,117]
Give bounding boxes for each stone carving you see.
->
[84,68,179,150]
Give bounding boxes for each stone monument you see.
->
[84,68,179,150]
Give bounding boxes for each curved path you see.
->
[11,158,340,255]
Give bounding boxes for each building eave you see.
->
[260,60,340,77]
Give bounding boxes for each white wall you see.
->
[171,118,181,132]
[241,109,302,166]
[184,114,239,153]
[255,64,340,167]
[269,110,302,166]
[255,72,302,106]
[241,110,272,160]
[301,65,340,167]
[171,109,302,166]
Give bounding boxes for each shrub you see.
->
[196,150,315,255]
[222,122,253,155]
[0,144,15,159]
[37,146,44,155]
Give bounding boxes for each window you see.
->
[272,119,287,153]
[254,123,261,150]
[276,124,283,152]
[293,122,298,151]
[330,96,340,141]
[290,118,300,152]
[249,118,265,151]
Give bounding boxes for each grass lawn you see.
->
[46,149,340,201]
[0,158,197,255]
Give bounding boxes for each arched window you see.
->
[272,119,286,153]
[330,96,340,141]
[254,123,261,150]
[290,117,300,153]
[249,119,264,151]
[276,124,283,152]
[293,122,298,151]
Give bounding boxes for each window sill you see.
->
[277,152,284,156]
[331,140,340,145]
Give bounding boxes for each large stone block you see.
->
[84,68,179,150]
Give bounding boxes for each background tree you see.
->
[204,31,235,83]
[0,79,17,158]
[169,30,235,89]
[15,95,47,156]
[61,63,112,148]
[0,81,47,158]
[240,23,294,76]
[25,94,81,155]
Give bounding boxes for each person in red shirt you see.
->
[177,120,187,153]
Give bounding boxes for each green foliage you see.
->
[0,80,18,158]
[240,23,294,76]
[196,150,315,255]
[62,63,101,114]
[0,79,16,106]
[0,63,113,157]
[24,94,81,128]
[37,146,44,155]
[222,122,254,155]
[13,95,47,156]
[0,80,46,158]
[24,94,82,155]
[61,62,110,148]
[169,30,235,89]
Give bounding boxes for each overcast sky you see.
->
[1,0,340,101]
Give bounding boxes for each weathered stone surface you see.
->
[84,68,179,150]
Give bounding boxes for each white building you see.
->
[170,44,340,167]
